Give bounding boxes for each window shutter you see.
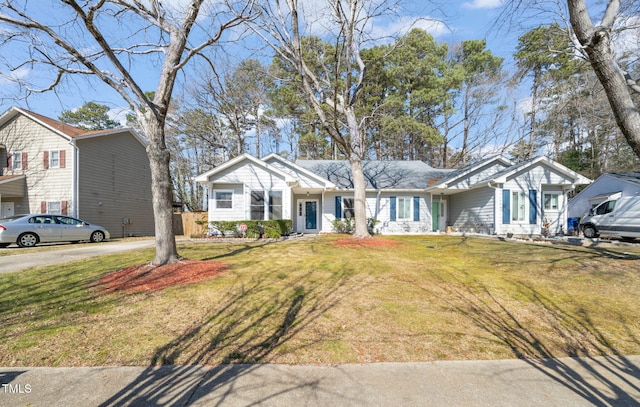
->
[335,196,342,219]
[529,190,537,225]
[41,201,47,214]
[413,196,420,221]
[60,150,66,168]
[61,201,68,215]
[502,189,510,224]
[22,152,28,170]
[43,151,49,169]
[390,196,396,221]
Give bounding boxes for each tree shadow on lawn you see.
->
[0,259,133,346]
[432,272,640,406]
[97,265,357,406]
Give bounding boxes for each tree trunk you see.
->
[349,156,370,238]
[346,109,370,239]
[568,0,640,158]
[146,118,180,265]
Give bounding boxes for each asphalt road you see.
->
[0,239,157,274]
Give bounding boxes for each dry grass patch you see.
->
[1,235,639,366]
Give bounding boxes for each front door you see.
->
[305,201,317,230]
[432,199,447,232]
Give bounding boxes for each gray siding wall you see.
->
[77,133,154,237]
[449,187,495,234]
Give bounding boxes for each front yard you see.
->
[1,235,639,366]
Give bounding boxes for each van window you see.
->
[595,200,616,215]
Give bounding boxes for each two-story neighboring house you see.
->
[0,106,155,237]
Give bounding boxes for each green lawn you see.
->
[1,235,639,366]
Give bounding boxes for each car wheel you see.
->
[582,225,598,239]
[90,231,105,243]
[18,233,38,248]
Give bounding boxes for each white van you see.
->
[579,195,640,239]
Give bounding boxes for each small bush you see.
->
[332,217,354,234]
[209,221,240,237]
[209,220,292,238]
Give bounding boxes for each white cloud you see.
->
[374,16,451,39]
[108,107,131,127]
[0,67,30,84]
[461,0,504,10]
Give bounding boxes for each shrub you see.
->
[331,217,354,234]
[367,218,380,234]
[209,221,240,237]
[209,220,292,238]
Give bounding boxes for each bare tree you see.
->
[499,0,640,159]
[249,0,402,238]
[567,0,640,157]
[0,0,254,265]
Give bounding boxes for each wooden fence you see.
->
[173,211,208,237]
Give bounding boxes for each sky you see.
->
[0,0,621,130]
[0,0,519,121]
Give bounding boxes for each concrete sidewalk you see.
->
[1,356,639,406]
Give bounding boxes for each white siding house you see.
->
[196,154,592,237]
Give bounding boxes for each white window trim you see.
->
[511,191,528,223]
[543,192,560,211]
[397,196,413,221]
[49,150,60,169]
[11,151,22,170]
[342,196,355,219]
[47,201,62,215]
[214,190,234,210]
[268,190,283,220]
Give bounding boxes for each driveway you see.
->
[0,239,157,274]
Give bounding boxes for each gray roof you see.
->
[608,172,640,187]
[429,155,509,187]
[295,160,453,189]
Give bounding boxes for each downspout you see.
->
[70,139,79,218]
[487,182,499,235]
[376,189,382,233]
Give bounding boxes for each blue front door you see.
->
[305,201,317,230]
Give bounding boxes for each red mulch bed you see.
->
[96,259,228,293]
[334,237,399,248]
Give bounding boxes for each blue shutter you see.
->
[529,190,537,225]
[390,196,396,221]
[413,196,420,221]
[502,189,510,224]
[335,196,342,219]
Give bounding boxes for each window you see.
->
[397,197,412,220]
[343,198,355,218]
[250,190,265,220]
[11,152,22,170]
[511,191,526,222]
[269,191,283,220]
[50,150,60,168]
[55,216,82,225]
[214,191,233,209]
[595,200,616,215]
[544,193,559,211]
[47,202,62,215]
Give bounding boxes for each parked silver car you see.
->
[0,214,110,248]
